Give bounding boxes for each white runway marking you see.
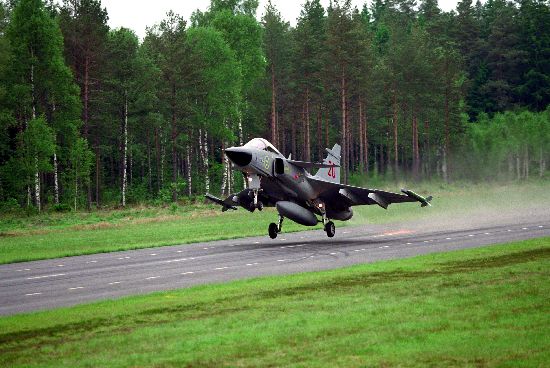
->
[57,265,64,267]
[164,258,188,263]
[68,286,84,290]
[86,260,97,263]
[150,254,157,256]
[25,293,42,296]
[277,259,286,262]
[181,271,194,275]
[27,273,66,280]
[424,240,429,243]
[539,225,543,228]
[146,276,160,280]
[382,245,390,248]
[406,242,412,245]
[108,282,121,285]
[354,249,361,252]
[17,269,31,272]
[468,234,475,237]
[254,242,260,244]
[484,233,490,235]
[177,250,183,253]
[446,237,452,240]
[215,267,229,270]
[330,252,337,255]
[507,229,512,232]
[522,227,528,230]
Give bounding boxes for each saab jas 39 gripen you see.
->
[206,138,432,239]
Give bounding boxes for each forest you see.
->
[0,0,548,212]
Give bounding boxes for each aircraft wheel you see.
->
[268,223,278,239]
[325,221,335,238]
[257,202,264,211]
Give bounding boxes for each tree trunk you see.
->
[170,84,178,202]
[291,114,297,157]
[199,129,210,193]
[53,151,59,204]
[121,93,128,207]
[364,101,369,174]
[147,129,152,192]
[84,56,92,209]
[271,63,277,145]
[305,87,311,161]
[325,109,329,149]
[34,157,40,212]
[317,106,322,161]
[341,69,347,184]
[392,88,398,176]
[154,127,161,190]
[95,136,100,206]
[444,62,450,183]
[74,163,78,211]
[186,143,192,196]
[412,110,420,180]
[221,141,228,196]
[359,99,364,173]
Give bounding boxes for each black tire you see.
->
[257,202,264,211]
[325,221,335,238]
[268,223,278,239]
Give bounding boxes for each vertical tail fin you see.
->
[315,144,341,183]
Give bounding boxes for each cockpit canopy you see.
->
[243,138,282,155]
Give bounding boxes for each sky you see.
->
[99,0,462,40]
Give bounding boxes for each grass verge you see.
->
[1,237,549,367]
[0,181,548,264]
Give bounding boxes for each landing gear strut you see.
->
[268,215,284,239]
[248,189,263,211]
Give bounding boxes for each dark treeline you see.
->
[0,0,549,211]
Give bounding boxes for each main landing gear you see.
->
[321,212,335,238]
[324,221,335,238]
[268,215,284,239]
[268,215,335,239]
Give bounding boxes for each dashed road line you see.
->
[68,286,84,290]
[146,276,160,280]
[108,281,121,285]
[181,271,194,275]
[25,292,42,296]
[27,273,66,280]
[163,258,188,264]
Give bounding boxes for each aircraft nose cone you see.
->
[225,147,252,167]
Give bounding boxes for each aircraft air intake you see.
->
[224,147,252,167]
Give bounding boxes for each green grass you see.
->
[0,181,548,264]
[1,237,548,367]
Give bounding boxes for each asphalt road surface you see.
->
[1,216,549,316]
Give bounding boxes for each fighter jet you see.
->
[206,138,432,239]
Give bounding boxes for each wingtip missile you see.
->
[401,189,433,207]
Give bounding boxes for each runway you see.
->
[1,217,548,316]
